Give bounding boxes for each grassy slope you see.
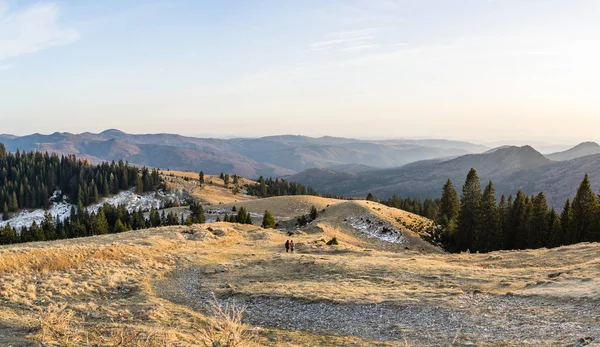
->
[1,220,599,345]
[1,172,598,345]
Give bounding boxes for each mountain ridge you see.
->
[289,145,598,208]
[0,129,489,178]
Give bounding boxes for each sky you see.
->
[1,0,600,143]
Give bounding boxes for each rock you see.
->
[573,337,593,347]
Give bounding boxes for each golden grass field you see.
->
[1,173,599,346]
[161,170,257,205]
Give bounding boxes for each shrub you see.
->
[326,237,339,245]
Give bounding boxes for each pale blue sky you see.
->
[1,0,600,142]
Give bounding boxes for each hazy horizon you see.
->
[1,1,599,142]
[0,127,590,151]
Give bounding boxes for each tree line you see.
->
[0,200,206,245]
[246,176,344,199]
[0,144,161,220]
[438,169,600,253]
[375,194,440,221]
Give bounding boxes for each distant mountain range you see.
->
[289,143,600,209]
[0,129,487,178]
[2,130,599,208]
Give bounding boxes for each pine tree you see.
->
[548,209,561,248]
[476,181,500,252]
[8,192,18,212]
[114,219,128,233]
[189,201,205,224]
[456,169,481,252]
[199,171,205,185]
[2,202,9,221]
[572,174,599,242]
[439,179,460,231]
[41,212,56,240]
[261,210,275,228]
[309,205,318,221]
[507,191,527,249]
[366,193,376,201]
[223,174,230,186]
[530,192,549,248]
[558,199,572,245]
[135,176,144,194]
[91,210,109,235]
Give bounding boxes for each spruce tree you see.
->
[548,209,561,248]
[366,193,376,201]
[223,174,230,186]
[135,176,144,194]
[572,174,599,242]
[2,203,9,221]
[476,181,500,252]
[456,168,481,252]
[530,192,549,248]
[114,219,128,232]
[439,179,460,231]
[262,210,275,228]
[309,205,318,221]
[8,192,18,212]
[199,171,205,185]
[507,191,527,249]
[559,199,573,245]
[91,210,109,235]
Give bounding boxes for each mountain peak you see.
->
[573,141,600,149]
[547,141,600,161]
[100,129,126,136]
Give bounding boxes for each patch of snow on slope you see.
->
[346,216,406,243]
[0,190,179,230]
[0,201,72,230]
[86,189,177,214]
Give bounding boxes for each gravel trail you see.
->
[155,266,600,346]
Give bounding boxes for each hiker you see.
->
[290,240,294,253]
[285,240,290,253]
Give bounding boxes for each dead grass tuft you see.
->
[91,326,172,347]
[197,296,254,347]
[36,304,82,346]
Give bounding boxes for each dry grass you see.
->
[0,194,599,346]
[213,195,343,218]
[196,296,254,347]
[36,304,81,346]
[161,170,257,205]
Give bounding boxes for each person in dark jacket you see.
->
[285,240,290,253]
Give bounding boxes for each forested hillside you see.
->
[437,170,600,253]
[0,144,160,219]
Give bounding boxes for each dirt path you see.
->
[155,266,600,346]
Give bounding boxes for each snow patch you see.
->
[0,202,72,230]
[86,189,178,214]
[0,189,179,230]
[346,216,406,243]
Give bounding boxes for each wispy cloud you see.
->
[341,44,380,52]
[0,3,79,63]
[307,35,375,51]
